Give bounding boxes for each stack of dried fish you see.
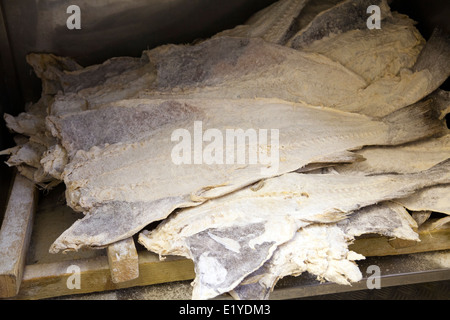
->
[2,0,449,299]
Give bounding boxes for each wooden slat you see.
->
[10,220,449,300]
[0,173,37,298]
[14,251,195,300]
[107,237,139,284]
[349,218,450,256]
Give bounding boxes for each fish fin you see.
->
[413,28,450,92]
[421,158,450,185]
[382,98,446,145]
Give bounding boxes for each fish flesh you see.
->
[230,202,419,300]
[334,132,450,175]
[286,0,344,42]
[139,160,449,299]
[2,52,155,187]
[290,0,392,50]
[394,185,450,215]
[296,12,425,82]
[230,223,365,300]
[48,98,444,253]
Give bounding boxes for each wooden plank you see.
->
[14,251,195,300]
[0,173,37,298]
[10,219,450,300]
[349,218,450,257]
[107,237,139,283]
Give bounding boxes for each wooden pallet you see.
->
[1,171,450,300]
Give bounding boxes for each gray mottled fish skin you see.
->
[413,28,450,96]
[26,53,83,95]
[49,98,444,253]
[290,0,391,50]
[214,0,310,45]
[337,202,419,240]
[231,202,419,300]
[46,100,199,158]
[186,223,284,300]
[230,223,364,300]
[142,37,367,108]
[296,12,425,82]
[27,53,150,95]
[429,89,450,122]
[139,161,449,299]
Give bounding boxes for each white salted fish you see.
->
[48,98,444,253]
[230,202,419,300]
[139,160,449,299]
[229,224,364,300]
[141,36,368,108]
[297,12,425,82]
[290,0,392,50]
[394,185,450,215]
[290,0,450,117]
[338,202,419,240]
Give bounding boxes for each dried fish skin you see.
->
[139,161,449,299]
[27,53,149,96]
[231,202,420,300]
[186,221,297,300]
[46,100,200,158]
[143,37,368,107]
[288,0,346,39]
[289,1,449,117]
[230,224,364,300]
[214,0,310,45]
[297,12,425,82]
[338,202,419,240]
[413,28,450,96]
[143,34,442,117]
[290,0,392,50]
[26,53,83,95]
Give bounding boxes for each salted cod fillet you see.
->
[296,11,425,83]
[230,202,419,300]
[47,97,444,253]
[139,160,450,300]
[2,52,155,186]
[331,131,449,215]
[334,132,450,175]
[140,36,368,108]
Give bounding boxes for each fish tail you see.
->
[422,158,450,184]
[382,98,446,145]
